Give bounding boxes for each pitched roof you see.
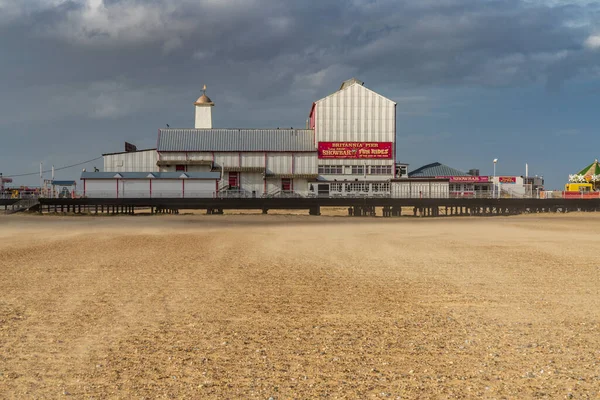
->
[315,78,396,106]
[339,78,364,91]
[157,128,316,152]
[408,162,469,177]
[101,148,156,156]
[81,172,220,180]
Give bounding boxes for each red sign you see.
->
[436,176,490,183]
[318,142,393,159]
[499,176,517,183]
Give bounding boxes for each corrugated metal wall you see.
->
[151,181,182,198]
[121,180,149,198]
[158,129,315,152]
[266,153,292,174]
[158,152,212,162]
[159,152,187,162]
[294,154,317,174]
[184,181,215,197]
[188,152,212,161]
[214,152,240,167]
[103,151,159,172]
[85,179,218,198]
[185,166,212,173]
[241,153,264,168]
[85,180,116,197]
[391,181,449,198]
[315,83,395,167]
[157,152,315,179]
[315,84,395,142]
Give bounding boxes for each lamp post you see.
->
[493,159,498,198]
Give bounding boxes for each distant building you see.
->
[409,162,491,197]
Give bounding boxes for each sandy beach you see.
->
[1,213,599,398]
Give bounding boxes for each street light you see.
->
[493,159,498,198]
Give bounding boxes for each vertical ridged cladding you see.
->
[266,153,292,174]
[103,150,158,172]
[314,82,396,166]
[157,129,316,152]
[294,153,317,174]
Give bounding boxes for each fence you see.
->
[71,189,565,200]
[5,188,591,200]
[1,190,41,199]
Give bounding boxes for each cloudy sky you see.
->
[1,0,599,189]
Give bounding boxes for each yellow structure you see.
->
[564,183,593,192]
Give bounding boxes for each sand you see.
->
[1,213,599,399]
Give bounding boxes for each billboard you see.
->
[318,142,393,159]
[125,142,137,152]
[436,176,490,183]
[498,176,517,184]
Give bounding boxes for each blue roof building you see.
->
[409,162,470,178]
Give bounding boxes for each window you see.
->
[351,165,365,175]
[330,183,343,192]
[175,165,186,172]
[370,165,392,175]
[372,183,390,192]
[318,165,343,174]
[346,183,368,192]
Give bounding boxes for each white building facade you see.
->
[155,129,317,197]
[103,149,158,172]
[391,179,450,199]
[307,78,396,196]
[95,78,398,198]
[194,86,214,129]
[81,172,220,198]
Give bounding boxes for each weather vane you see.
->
[203,84,207,94]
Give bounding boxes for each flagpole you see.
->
[526,163,529,197]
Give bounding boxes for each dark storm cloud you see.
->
[1,0,598,103]
[1,0,599,182]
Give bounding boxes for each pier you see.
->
[25,197,600,217]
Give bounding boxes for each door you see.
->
[228,172,239,188]
[281,178,292,192]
